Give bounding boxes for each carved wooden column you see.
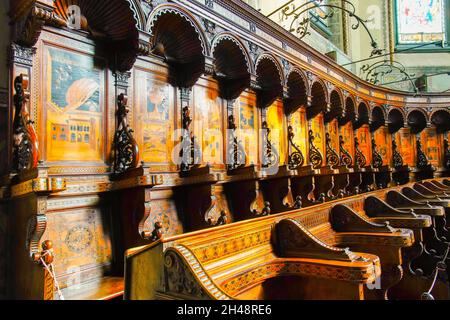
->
[391,138,408,184]
[9,45,37,173]
[309,119,334,203]
[258,96,297,214]
[323,123,341,199]
[332,134,354,197]
[359,136,377,193]
[372,137,392,188]
[226,99,246,171]
[221,64,265,220]
[349,135,366,194]
[289,95,320,207]
[408,111,435,181]
[174,87,225,231]
[326,106,354,199]
[179,87,200,172]
[414,134,436,181]
[109,72,163,273]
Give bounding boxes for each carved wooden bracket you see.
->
[275,219,366,262]
[175,165,223,231]
[259,165,296,214]
[354,137,367,168]
[226,102,246,171]
[142,221,164,242]
[416,137,429,169]
[290,166,319,207]
[325,133,340,168]
[308,129,323,169]
[339,135,353,167]
[208,211,228,227]
[179,103,201,172]
[113,94,139,174]
[12,74,39,173]
[224,165,267,221]
[287,125,304,170]
[261,121,280,170]
[371,138,383,169]
[12,0,66,47]
[392,139,404,169]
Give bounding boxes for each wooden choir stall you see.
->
[1,0,450,300]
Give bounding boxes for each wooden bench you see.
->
[124,191,422,300]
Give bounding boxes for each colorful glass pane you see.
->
[396,0,445,44]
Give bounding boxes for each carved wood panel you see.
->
[193,79,224,169]
[41,44,107,163]
[398,128,414,166]
[340,121,354,163]
[311,114,325,163]
[289,108,308,164]
[373,127,391,166]
[421,128,441,167]
[41,207,113,290]
[234,91,260,166]
[134,68,177,170]
[356,125,372,165]
[327,119,340,153]
[266,99,287,165]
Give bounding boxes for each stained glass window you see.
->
[396,0,446,44]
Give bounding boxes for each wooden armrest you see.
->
[275,218,366,262]
[386,190,444,216]
[335,229,414,248]
[364,196,417,218]
[330,204,395,233]
[370,215,432,229]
